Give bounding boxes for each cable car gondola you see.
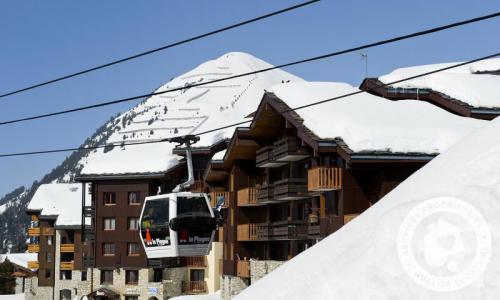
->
[139,135,223,258]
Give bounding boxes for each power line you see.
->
[1,11,499,126]
[0,0,320,99]
[1,51,497,158]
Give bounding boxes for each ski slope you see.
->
[236,117,500,299]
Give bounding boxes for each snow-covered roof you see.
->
[379,58,500,108]
[212,149,227,161]
[27,183,90,226]
[271,82,485,154]
[81,52,303,176]
[236,110,500,299]
[0,253,37,271]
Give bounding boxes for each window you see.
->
[128,218,139,231]
[103,218,116,231]
[59,289,71,300]
[47,236,53,246]
[100,270,113,284]
[190,269,205,282]
[81,271,87,281]
[103,243,115,256]
[103,192,116,205]
[125,297,138,300]
[128,192,140,205]
[127,243,140,256]
[45,269,51,279]
[125,270,139,285]
[141,199,169,247]
[46,252,53,262]
[60,270,72,280]
[150,268,163,282]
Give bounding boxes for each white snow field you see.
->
[0,295,24,300]
[170,290,220,300]
[379,58,500,108]
[236,117,500,299]
[272,82,485,153]
[81,52,303,175]
[27,183,90,226]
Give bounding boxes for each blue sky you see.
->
[0,0,499,197]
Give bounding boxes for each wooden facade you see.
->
[204,92,430,278]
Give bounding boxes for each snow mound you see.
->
[271,82,485,154]
[28,183,90,226]
[236,117,500,300]
[379,58,500,108]
[81,52,303,175]
[170,290,220,300]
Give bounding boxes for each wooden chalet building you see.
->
[202,81,483,297]
[75,144,225,299]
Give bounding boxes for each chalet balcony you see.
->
[217,227,224,241]
[256,146,286,168]
[237,187,258,206]
[27,261,39,270]
[273,136,309,162]
[186,256,206,267]
[237,223,270,241]
[83,256,95,268]
[307,224,321,239]
[60,261,74,270]
[27,244,40,253]
[308,167,342,192]
[190,180,206,193]
[27,227,40,237]
[236,260,250,278]
[41,227,55,236]
[274,178,309,200]
[209,191,230,208]
[182,281,207,294]
[257,184,277,204]
[60,244,75,253]
[270,221,308,240]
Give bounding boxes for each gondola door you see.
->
[140,194,175,258]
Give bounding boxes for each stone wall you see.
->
[220,275,248,300]
[250,260,284,284]
[24,276,53,300]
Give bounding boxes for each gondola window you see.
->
[141,199,170,248]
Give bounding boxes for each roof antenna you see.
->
[357,52,368,78]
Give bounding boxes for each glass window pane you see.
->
[141,199,170,248]
[177,196,211,217]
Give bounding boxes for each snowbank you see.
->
[81,52,303,175]
[0,294,24,300]
[236,118,500,299]
[28,183,90,226]
[379,58,500,108]
[170,290,220,300]
[0,253,37,270]
[271,82,485,154]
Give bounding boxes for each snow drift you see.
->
[236,117,500,299]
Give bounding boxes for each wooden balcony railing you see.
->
[27,244,40,253]
[60,261,74,270]
[182,281,207,293]
[308,167,342,191]
[210,191,230,208]
[257,184,274,203]
[186,256,206,267]
[217,227,224,241]
[27,261,39,270]
[344,214,359,224]
[274,178,308,200]
[237,188,257,206]
[271,221,308,240]
[27,227,40,237]
[256,146,285,168]
[190,181,206,193]
[273,136,309,162]
[41,227,55,236]
[236,260,250,278]
[60,244,75,253]
[237,223,270,241]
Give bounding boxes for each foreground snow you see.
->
[272,82,484,153]
[0,294,24,299]
[236,118,500,299]
[170,290,220,300]
[379,58,500,108]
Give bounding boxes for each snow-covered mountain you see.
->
[0,52,303,252]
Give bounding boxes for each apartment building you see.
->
[75,147,224,299]
[360,59,500,120]
[24,183,91,300]
[202,82,484,299]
